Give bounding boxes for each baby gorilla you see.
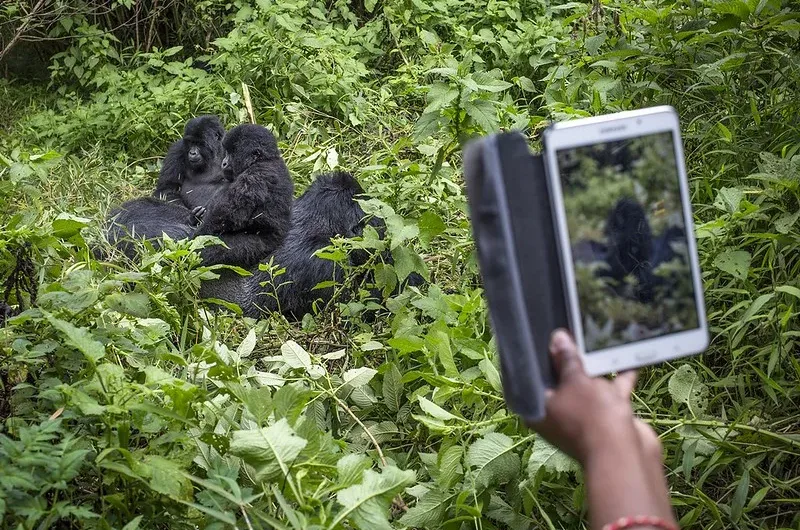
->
[155,114,227,209]
[193,124,294,267]
[106,115,225,259]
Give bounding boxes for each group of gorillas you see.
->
[106,115,416,319]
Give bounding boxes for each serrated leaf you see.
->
[470,71,513,92]
[343,367,377,388]
[229,419,307,481]
[418,396,460,421]
[517,76,536,92]
[714,187,744,213]
[668,365,709,416]
[413,110,443,142]
[141,455,191,499]
[281,340,312,370]
[478,358,502,392]
[334,467,416,530]
[337,454,372,487]
[527,437,579,477]
[426,327,458,378]
[437,445,463,489]
[391,245,428,282]
[774,211,800,234]
[713,250,751,280]
[43,311,105,363]
[382,363,403,413]
[424,82,459,113]
[106,292,150,318]
[237,328,257,359]
[466,433,521,489]
[400,489,452,527]
[464,99,499,133]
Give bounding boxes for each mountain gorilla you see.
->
[106,115,225,258]
[202,172,422,319]
[154,115,226,209]
[193,124,294,267]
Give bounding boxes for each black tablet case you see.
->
[463,132,569,422]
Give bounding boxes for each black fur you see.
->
[202,172,421,318]
[194,124,294,267]
[154,115,226,209]
[106,197,199,259]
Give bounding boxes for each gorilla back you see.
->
[107,197,197,259]
[194,124,294,267]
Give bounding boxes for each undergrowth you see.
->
[1,0,799,529]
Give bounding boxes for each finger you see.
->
[613,369,639,398]
[549,329,584,382]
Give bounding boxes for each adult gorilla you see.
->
[193,124,294,267]
[107,115,225,258]
[202,172,422,318]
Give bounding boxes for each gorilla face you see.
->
[221,124,281,177]
[183,115,225,171]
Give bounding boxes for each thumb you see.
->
[549,329,584,383]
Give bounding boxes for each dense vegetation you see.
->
[1,0,799,528]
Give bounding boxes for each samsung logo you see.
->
[600,125,627,133]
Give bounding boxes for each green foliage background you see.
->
[1,0,799,528]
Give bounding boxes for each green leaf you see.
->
[140,455,191,499]
[730,468,750,522]
[332,467,415,530]
[52,213,90,238]
[437,445,464,489]
[43,311,106,363]
[229,419,308,481]
[400,489,452,527]
[479,358,502,392]
[776,285,800,299]
[713,250,751,280]
[418,211,446,246]
[464,99,499,133]
[425,326,458,378]
[105,292,150,318]
[121,516,143,530]
[382,363,403,413]
[466,433,522,489]
[584,34,606,55]
[237,328,257,359]
[668,365,709,416]
[391,245,428,282]
[774,211,800,234]
[281,340,312,370]
[713,187,744,213]
[337,454,373,488]
[517,76,536,92]
[469,71,513,92]
[413,111,443,142]
[527,437,579,477]
[424,82,459,113]
[418,396,460,421]
[343,367,378,388]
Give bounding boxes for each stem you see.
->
[648,418,800,449]
[0,0,48,64]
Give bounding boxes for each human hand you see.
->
[528,329,660,466]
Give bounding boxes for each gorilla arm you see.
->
[153,139,185,203]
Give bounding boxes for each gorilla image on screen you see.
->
[201,172,423,320]
[193,124,294,267]
[558,131,699,352]
[106,115,226,259]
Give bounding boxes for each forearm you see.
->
[584,424,676,529]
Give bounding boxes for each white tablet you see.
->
[542,106,708,376]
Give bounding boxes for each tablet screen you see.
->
[556,131,700,353]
